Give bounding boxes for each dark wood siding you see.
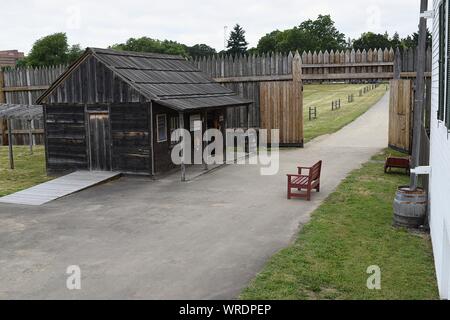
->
[110,104,151,174]
[45,105,87,173]
[153,103,178,174]
[47,55,146,105]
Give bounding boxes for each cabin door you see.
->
[88,113,112,171]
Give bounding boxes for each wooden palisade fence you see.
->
[0,66,65,145]
[388,46,432,153]
[0,47,431,146]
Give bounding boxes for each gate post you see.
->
[0,70,5,104]
[292,51,304,147]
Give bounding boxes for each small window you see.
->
[156,114,167,143]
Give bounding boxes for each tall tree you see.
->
[227,24,249,56]
[297,15,346,52]
[256,15,346,53]
[352,32,393,51]
[111,37,188,56]
[21,33,83,67]
[187,44,217,57]
[401,30,432,49]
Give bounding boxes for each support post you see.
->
[149,102,155,176]
[179,112,186,182]
[246,104,250,153]
[0,70,5,104]
[203,110,208,171]
[7,118,14,170]
[0,118,7,146]
[0,71,6,147]
[292,51,304,146]
[393,48,402,80]
[410,0,428,191]
[224,109,228,163]
[28,119,33,155]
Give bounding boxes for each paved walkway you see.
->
[0,93,389,300]
[0,171,121,206]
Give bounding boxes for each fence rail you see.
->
[190,47,432,83]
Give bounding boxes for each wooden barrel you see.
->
[393,187,427,228]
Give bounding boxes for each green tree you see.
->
[67,44,84,63]
[391,32,402,48]
[401,30,432,49]
[352,32,393,51]
[256,30,283,53]
[187,44,217,57]
[256,15,346,54]
[227,24,249,56]
[111,37,188,56]
[297,15,346,51]
[22,33,83,67]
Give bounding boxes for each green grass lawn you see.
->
[0,146,51,197]
[303,84,388,143]
[241,149,439,300]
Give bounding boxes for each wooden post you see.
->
[292,51,304,146]
[0,70,5,104]
[0,118,7,146]
[224,109,228,163]
[0,71,6,146]
[8,118,14,170]
[28,120,33,155]
[203,110,208,171]
[179,112,186,182]
[393,48,402,80]
[149,102,155,176]
[410,0,428,190]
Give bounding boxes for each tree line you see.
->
[15,15,429,68]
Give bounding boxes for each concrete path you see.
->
[0,93,389,300]
[0,171,121,206]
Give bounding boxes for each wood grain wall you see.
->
[45,105,87,173]
[389,79,413,152]
[110,104,151,174]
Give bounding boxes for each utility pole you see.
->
[410,0,428,191]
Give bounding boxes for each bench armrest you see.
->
[298,166,311,174]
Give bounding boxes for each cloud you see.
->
[1,0,423,54]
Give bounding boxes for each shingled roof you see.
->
[37,48,251,111]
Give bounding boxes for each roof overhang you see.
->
[0,104,43,120]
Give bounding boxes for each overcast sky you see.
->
[2,0,426,54]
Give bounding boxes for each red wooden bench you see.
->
[385,156,410,175]
[287,161,322,201]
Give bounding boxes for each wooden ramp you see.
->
[0,171,121,206]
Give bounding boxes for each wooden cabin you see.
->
[36,48,251,176]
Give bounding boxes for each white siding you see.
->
[431,0,450,300]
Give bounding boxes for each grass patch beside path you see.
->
[0,146,51,197]
[241,149,438,300]
[303,84,387,143]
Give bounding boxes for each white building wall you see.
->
[431,0,450,300]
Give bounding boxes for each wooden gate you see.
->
[389,79,413,153]
[260,81,303,145]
